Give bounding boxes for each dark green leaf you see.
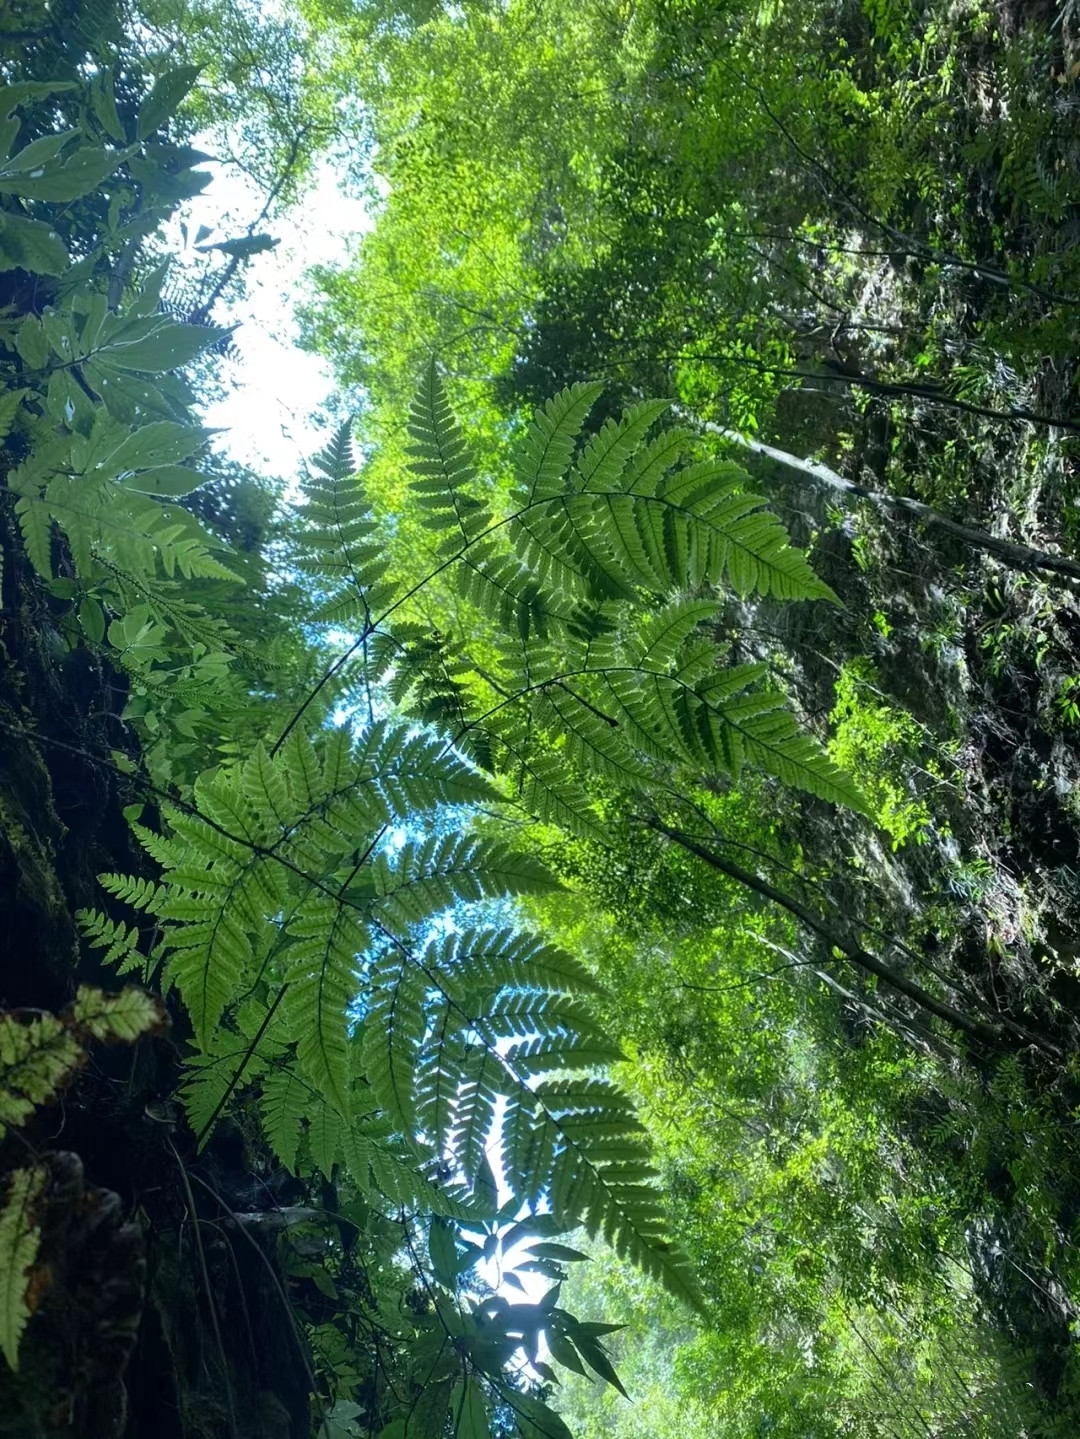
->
[78,596,105,645]
[95,319,232,374]
[547,1334,588,1379]
[451,1375,488,1439]
[504,1391,574,1439]
[118,465,207,497]
[0,145,130,202]
[0,129,79,175]
[15,317,50,369]
[0,212,68,276]
[572,1333,630,1398]
[137,66,202,140]
[528,1242,591,1263]
[89,71,126,142]
[0,82,78,123]
[428,1217,458,1288]
[99,422,209,477]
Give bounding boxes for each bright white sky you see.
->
[169,153,369,482]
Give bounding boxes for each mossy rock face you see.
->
[0,536,310,1436]
[0,1153,146,1439]
[0,709,79,1009]
[0,517,145,1009]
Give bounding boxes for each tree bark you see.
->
[692,415,1080,584]
[642,817,1061,1057]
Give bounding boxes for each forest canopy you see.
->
[3,1,1080,1437]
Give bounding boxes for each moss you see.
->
[0,708,79,1009]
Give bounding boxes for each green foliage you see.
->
[0,1165,46,1373]
[337,365,859,817]
[0,985,165,1142]
[828,659,940,848]
[0,62,281,794]
[15,2,1080,1432]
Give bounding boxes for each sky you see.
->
[167,152,369,484]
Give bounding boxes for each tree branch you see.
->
[686,413,1080,584]
[641,816,1061,1057]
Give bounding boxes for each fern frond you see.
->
[498,735,608,840]
[365,1128,490,1220]
[76,908,145,972]
[0,1164,47,1371]
[518,381,604,503]
[426,928,599,999]
[306,1094,348,1178]
[296,421,392,625]
[282,898,365,1115]
[13,495,53,578]
[367,835,557,934]
[43,471,239,584]
[415,1010,469,1155]
[407,360,491,549]
[164,905,253,1046]
[361,949,428,1138]
[626,597,721,670]
[454,542,577,643]
[69,984,164,1042]
[504,1033,624,1076]
[504,393,838,603]
[537,1077,705,1311]
[576,400,670,493]
[180,1045,262,1140]
[512,494,635,602]
[621,423,694,495]
[708,686,868,809]
[95,872,166,911]
[0,1012,83,1139]
[261,1063,308,1172]
[447,1048,502,1184]
[526,683,654,786]
[352,722,498,819]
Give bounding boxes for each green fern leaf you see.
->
[261,1064,308,1172]
[361,949,427,1137]
[283,898,365,1116]
[353,722,498,819]
[296,421,391,625]
[577,400,670,493]
[307,1096,346,1178]
[69,984,164,1042]
[535,1077,705,1311]
[76,908,145,971]
[407,359,491,547]
[180,1049,249,1141]
[0,1164,47,1371]
[0,1012,83,1139]
[367,835,557,934]
[626,597,721,671]
[13,495,52,578]
[518,382,604,503]
[500,738,607,840]
[427,928,599,1000]
[448,1049,502,1184]
[165,909,252,1048]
